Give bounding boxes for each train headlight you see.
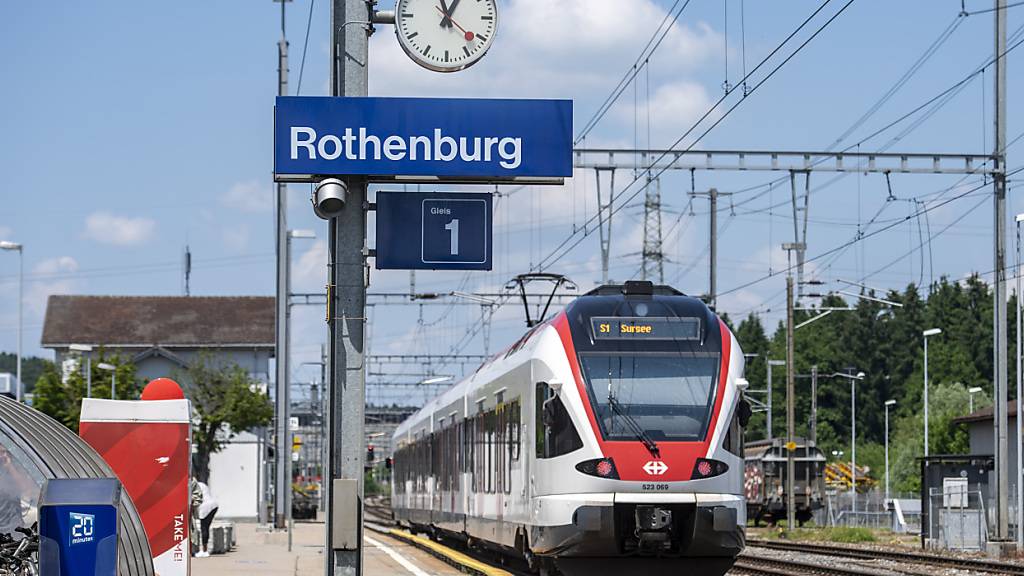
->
[691,458,729,479]
[576,458,619,479]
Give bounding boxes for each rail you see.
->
[746,539,1024,575]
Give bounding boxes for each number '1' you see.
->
[445,218,460,255]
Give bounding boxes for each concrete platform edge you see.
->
[364,524,514,576]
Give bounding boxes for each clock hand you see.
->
[438,0,452,27]
[434,5,475,41]
[442,0,461,27]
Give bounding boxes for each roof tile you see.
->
[41,295,275,349]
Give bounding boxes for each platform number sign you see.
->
[376,192,492,270]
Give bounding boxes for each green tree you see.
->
[736,314,770,440]
[177,355,273,483]
[0,353,52,394]
[32,351,139,432]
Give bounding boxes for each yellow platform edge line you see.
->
[381,527,515,576]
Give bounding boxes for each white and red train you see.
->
[391,281,751,575]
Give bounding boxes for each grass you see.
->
[757,526,878,543]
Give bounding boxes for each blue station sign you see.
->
[376,191,492,270]
[274,97,572,181]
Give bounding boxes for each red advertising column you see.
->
[80,380,191,576]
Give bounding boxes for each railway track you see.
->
[733,555,896,576]
[747,539,1024,575]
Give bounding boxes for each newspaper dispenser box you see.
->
[38,477,120,576]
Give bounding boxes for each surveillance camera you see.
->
[312,178,348,220]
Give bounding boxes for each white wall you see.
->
[207,430,261,519]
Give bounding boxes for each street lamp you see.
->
[923,328,942,458]
[968,386,984,413]
[281,229,315,540]
[831,371,865,514]
[96,360,115,397]
[0,241,22,403]
[884,399,896,502]
[69,344,93,397]
[766,360,786,440]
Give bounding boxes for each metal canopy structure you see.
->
[573,148,999,175]
[574,147,1001,306]
[366,354,490,365]
[289,291,578,308]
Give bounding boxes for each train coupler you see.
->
[634,505,674,553]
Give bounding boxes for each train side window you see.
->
[510,399,521,462]
[724,397,752,456]
[535,382,583,459]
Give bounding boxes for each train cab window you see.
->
[535,382,583,459]
[579,353,719,442]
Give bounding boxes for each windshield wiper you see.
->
[607,395,660,458]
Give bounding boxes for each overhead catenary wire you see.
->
[826,12,965,150]
[437,0,856,365]
[964,0,1024,16]
[538,0,856,274]
[296,0,316,95]
[574,0,694,145]
[717,165,1024,300]
[690,15,1024,222]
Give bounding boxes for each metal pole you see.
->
[327,0,369,572]
[321,343,328,513]
[851,373,856,515]
[86,356,91,398]
[810,365,818,445]
[1017,216,1023,550]
[274,0,290,530]
[786,274,796,529]
[766,361,773,440]
[885,403,891,502]
[924,336,929,458]
[709,187,717,309]
[111,371,116,400]
[995,0,1011,542]
[286,234,294,551]
[15,247,22,403]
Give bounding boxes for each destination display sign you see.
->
[591,317,701,341]
[273,96,573,181]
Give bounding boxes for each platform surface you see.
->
[190,521,467,576]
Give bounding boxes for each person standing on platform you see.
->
[194,480,219,558]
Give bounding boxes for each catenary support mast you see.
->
[274,0,290,530]
[326,0,369,573]
[993,0,1010,544]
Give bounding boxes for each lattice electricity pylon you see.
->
[641,175,665,284]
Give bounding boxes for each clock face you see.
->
[395,0,497,73]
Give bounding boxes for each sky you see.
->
[1,0,1023,405]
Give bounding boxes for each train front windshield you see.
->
[580,354,719,442]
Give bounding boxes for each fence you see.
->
[821,489,921,532]
[926,485,989,551]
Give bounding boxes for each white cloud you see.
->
[221,180,272,213]
[369,0,721,113]
[294,239,328,291]
[222,225,250,252]
[612,81,717,149]
[0,226,11,241]
[27,256,80,315]
[83,212,155,246]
